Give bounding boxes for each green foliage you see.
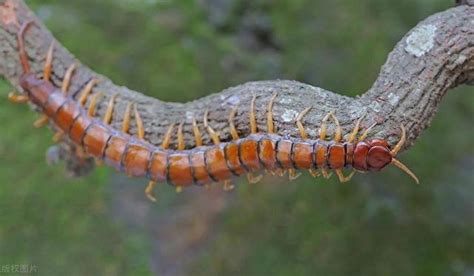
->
[0,0,472,275]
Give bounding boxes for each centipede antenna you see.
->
[33,115,49,128]
[330,113,342,143]
[358,122,377,141]
[61,63,77,94]
[348,113,366,143]
[296,107,311,139]
[8,92,29,104]
[204,109,220,145]
[121,102,133,134]
[192,116,203,146]
[43,42,54,81]
[229,105,240,140]
[391,158,419,184]
[267,92,278,134]
[177,121,185,150]
[133,104,145,139]
[391,124,406,156]
[145,181,157,202]
[103,94,118,125]
[250,94,257,134]
[18,20,35,74]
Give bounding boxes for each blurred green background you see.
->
[0,0,473,275]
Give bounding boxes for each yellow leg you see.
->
[145,181,157,202]
[87,92,103,117]
[134,104,145,139]
[347,113,366,143]
[330,113,342,143]
[391,124,406,156]
[43,42,54,81]
[79,78,100,106]
[288,169,301,181]
[249,94,257,134]
[103,94,118,125]
[61,63,76,94]
[319,111,333,140]
[266,92,277,134]
[223,180,235,191]
[309,168,320,177]
[8,92,29,104]
[247,173,263,184]
[121,102,133,134]
[335,169,355,183]
[176,186,183,193]
[228,105,240,140]
[162,124,175,149]
[296,107,311,139]
[192,116,203,147]
[358,122,377,141]
[321,168,332,179]
[52,131,64,143]
[177,121,185,150]
[204,110,220,145]
[33,115,49,128]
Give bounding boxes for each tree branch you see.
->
[1,0,473,175]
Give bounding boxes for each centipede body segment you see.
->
[10,20,419,202]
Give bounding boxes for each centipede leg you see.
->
[296,107,311,139]
[204,110,220,145]
[145,181,157,202]
[247,173,263,184]
[330,113,342,143]
[43,42,54,81]
[391,124,406,156]
[321,169,332,179]
[335,169,355,183]
[134,104,145,139]
[228,106,240,140]
[52,131,64,143]
[103,94,118,125]
[266,92,277,134]
[288,169,302,181]
[319,111,333,140]
[87,92,103,117]
[121,102,133,134]
[358,122,377,141]
[61,63,77,94]
[33,115,49,128]
[309,168,320,177]
[347,113,366,143]
[177,121,185,150]
[162,123,175,150]
[8,92,29,104]
[79,79,100,106]
[249,94,258,134]
[192,116,203,147]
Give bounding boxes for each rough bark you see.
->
[0,0,473,175]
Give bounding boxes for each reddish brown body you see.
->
[20,71,395,187]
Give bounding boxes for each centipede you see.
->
[9,21,419,202]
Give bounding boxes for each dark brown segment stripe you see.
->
[54,100,80,132]
[104,135,128,171]
[205,146,233,181]
[344,142,354,167]
[224,143,246,175]
[239,139,260,171]
[43,92,67,117]
[293,142,313,169]
[149,151,167,182]
[69,115,93,144]
[190,151,213,185]
[258,138,278,170]
[168,153,194,187]
[82,123,111,157]
[123,143,151,177]
[276,139,293,169]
